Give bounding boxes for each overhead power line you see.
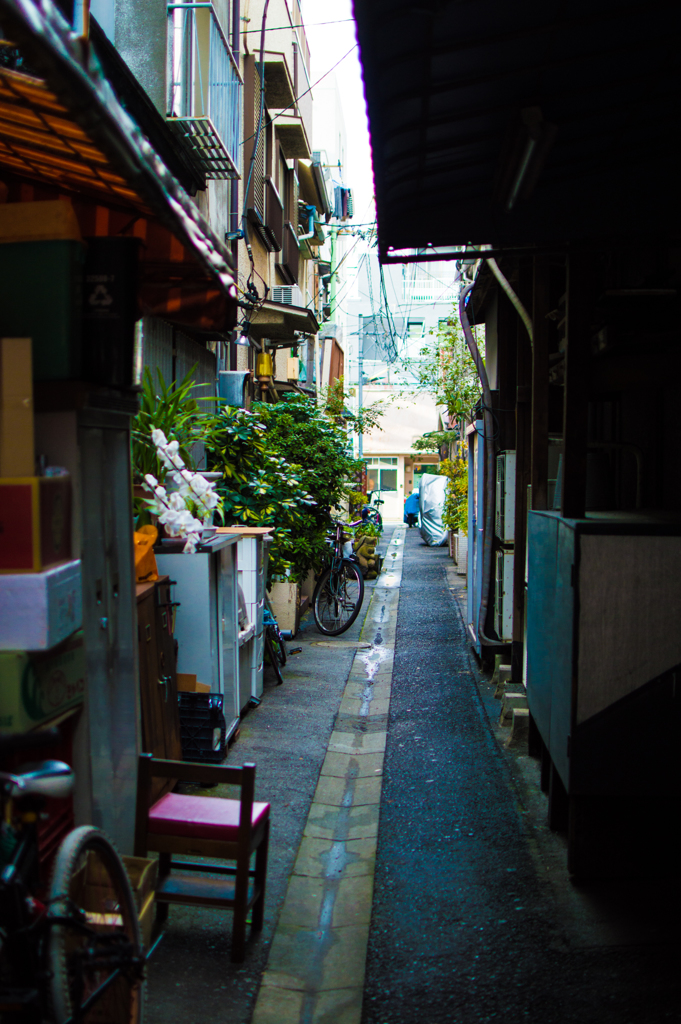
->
[241,44,358,146]
[243,19,355,33]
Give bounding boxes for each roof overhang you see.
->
[0,0,237,331]
[248,299,318,342]
[353,0,681,260]
[297,156,331,222]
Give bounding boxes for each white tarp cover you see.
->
[419,473,448,546]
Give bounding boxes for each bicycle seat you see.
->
[9,760,74,799]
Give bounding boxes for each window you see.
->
[367,458,398,493]
[407,320,424,339]
[378,469,397,491]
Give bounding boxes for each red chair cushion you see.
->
[148,793,270,842]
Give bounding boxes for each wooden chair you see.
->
[134,753,270,962]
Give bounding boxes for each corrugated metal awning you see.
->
[353,0,681,259]
[0,0,238,332]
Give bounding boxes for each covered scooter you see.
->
[419,474,448,546]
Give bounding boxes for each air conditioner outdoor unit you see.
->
[271,285,303,307]
[494,549,514,642]
[495,451,516,543]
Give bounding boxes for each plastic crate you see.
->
[177,692,227,763]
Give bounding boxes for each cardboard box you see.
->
[177,673,210,693]
[0,337,33,477]
[0,475,72,572]
[0,630,85,732]
[77,853,158,951]
[0,559,82,650]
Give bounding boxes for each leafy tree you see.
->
[438,458,468,535]
[208,394,371,583]
[206,406,317,581]
[408,312,482,422]
[324,376,384,435]
[411,429,458,454]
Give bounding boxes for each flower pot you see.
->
[268,580,300,635]
[456,532,468,576]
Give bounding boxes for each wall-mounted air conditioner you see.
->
[495,549,514,642]
[271,285,303,307]
[495,451,516,543]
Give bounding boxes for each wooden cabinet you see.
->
[136,576,181,802]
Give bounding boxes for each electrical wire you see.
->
[241,44,358,147]
[243,18,354,32]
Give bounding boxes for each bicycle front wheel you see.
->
[264,630,284,685]
[313,560,365,636]
[274,631,287,667]
[48,826,145,1024]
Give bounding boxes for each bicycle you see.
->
[361,492,384,531]
[312,519,365,636]
[0,730,145,1024]
[263,595,290,687]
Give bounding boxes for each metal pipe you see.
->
[459,282,497,647]
[482,246,534,346]
[298,204,317,241]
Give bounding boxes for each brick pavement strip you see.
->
[251,529,406,1024]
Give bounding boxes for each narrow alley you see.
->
[146,528,680,1024]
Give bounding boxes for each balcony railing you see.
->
[167,3,242,179]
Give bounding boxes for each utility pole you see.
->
[358,314,364,460]
[329,226,338,319]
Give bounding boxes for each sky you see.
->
[300,0,375,223]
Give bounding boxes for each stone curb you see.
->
[251,529,405,1024]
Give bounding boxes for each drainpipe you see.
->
[459,254,535,648]
[459,282,497,647]
[482,247,533,347]
[358,339,364,460]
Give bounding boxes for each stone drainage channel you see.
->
[252,528,406,1024]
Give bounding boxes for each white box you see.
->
[249,597,264,634]
[0,559,82,650]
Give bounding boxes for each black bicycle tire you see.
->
[48,825,144,1024]
[312,560,365,636]
[264,631,284,685]
[275,632,287,667]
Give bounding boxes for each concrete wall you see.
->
[115,0,168,114]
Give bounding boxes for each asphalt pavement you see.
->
[362,527,681,1024]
